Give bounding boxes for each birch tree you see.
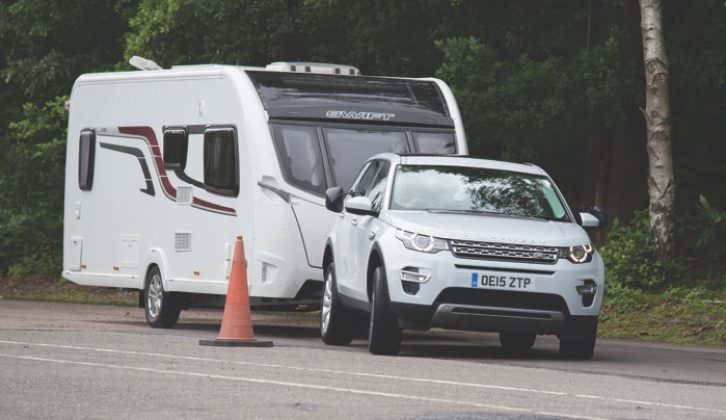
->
[639,0,675,258]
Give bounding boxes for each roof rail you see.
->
[265,61,361,76]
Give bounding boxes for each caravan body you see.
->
[63,63,468,314]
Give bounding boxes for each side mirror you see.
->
[325,187,345,213]
[344,196,377,216]
[576,207,607,231]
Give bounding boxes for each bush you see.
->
[676,195,726,261]
[600,210,676,290]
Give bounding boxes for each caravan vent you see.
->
[176,186,193,205]
[175,232,192,252]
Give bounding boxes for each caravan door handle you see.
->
[350,218,358,226]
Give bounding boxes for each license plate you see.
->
[471,273,535,290]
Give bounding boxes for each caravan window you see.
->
[323,128,408,190]
[163,128,188,169]
[271,125,326,194]
[203,127,239,197]
[413,131,456,154]
[78,129,95,190]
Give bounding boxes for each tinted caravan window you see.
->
[323,127,408,190]
[271,124,326,194]
[78,129,95,190]
[203,127,238,197]
[413,131,456,154]
[163,128,188,170]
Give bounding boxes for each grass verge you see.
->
[1,276,724,346]
[0,276,136,306]
[599,284,725,345]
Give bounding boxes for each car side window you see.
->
[366,162,390,212]
[351,161,379,197]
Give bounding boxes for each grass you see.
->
[0,276,137,306]
[1,276,724,346]
[599,284,726,345]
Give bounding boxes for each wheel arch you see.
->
[323,240,334,271]
[366,244,386,304]
[142,247,170,290]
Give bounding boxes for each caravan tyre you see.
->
[144,266,182,328]
[320,262,355,345]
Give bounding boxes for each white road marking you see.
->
[0,352,605,420]
[1,339,723,416]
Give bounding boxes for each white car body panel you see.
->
[326,154,605,334]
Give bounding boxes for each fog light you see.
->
[576,282,597,295]
[400,268,430,284]
[577,280,597,307]
[401,281,420,295]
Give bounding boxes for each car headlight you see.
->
[562,244,594,263]
[395,229,449,253]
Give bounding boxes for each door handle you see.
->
[368,231,376,240]
[351,218,358,226]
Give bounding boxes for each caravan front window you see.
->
[413,131,456,154]
[272,124,326,194]
[323,127,408,190]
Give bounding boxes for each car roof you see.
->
[369,153,547,176]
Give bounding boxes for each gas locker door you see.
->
[290,195,334,268]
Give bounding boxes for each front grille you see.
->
[435,287,569,315]
[449,239,559,264]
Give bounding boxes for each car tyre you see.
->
[320,262,356,345]
[499,332,536,354]
[144,266,182,328]
[368,265,402,355]
[559,323,597,360]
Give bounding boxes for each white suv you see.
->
[321,154,605,358]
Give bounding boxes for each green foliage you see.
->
[0,0,725,281]
[125,0,458,75]
[604,280,643,311]
[600,210,676,289]
[125,0,300,67]
[434,24,641,161]
[0,97,68,276]
[0,0,136,100]
[676,195,726,261]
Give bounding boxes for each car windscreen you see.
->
[390,165,569,221]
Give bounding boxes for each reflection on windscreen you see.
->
[391,165,568,221]
[324,128,409,189]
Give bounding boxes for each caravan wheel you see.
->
[144,266,182,328]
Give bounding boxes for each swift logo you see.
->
[325,110,396,121]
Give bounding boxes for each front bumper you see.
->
[379,236,604,334]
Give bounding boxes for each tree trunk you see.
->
[639,0,675,258]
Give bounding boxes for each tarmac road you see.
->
[0,300,724,419]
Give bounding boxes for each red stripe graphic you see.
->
[118,126,237,216]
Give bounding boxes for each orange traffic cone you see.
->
[199,236,273,347]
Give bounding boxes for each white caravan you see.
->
[63,60,468,327]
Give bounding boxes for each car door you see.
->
[348,161,391,300]
[336,161,379,298]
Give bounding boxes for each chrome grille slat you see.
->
[449,240,559,264]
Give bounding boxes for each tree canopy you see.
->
[1,0,725,278]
